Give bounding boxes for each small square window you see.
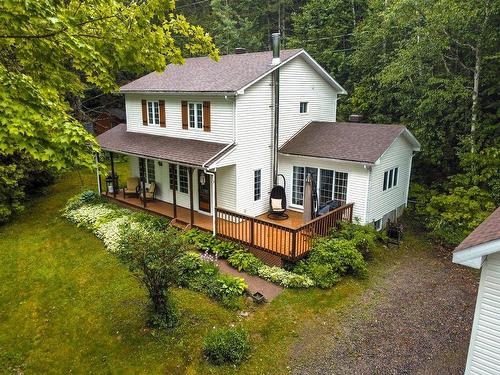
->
[299,102,308,113]
[254,169,261,201]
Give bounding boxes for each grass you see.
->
[0,164,428,374]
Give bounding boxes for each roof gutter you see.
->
[119,90,237,97]
[202,142,236,169]
[278,152,376,166]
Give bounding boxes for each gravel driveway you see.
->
[290,242,479,375]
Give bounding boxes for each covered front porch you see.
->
[103,194,214,231]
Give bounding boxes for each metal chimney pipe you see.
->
[271,33,280,185]
[271,32,281,65]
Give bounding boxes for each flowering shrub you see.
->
[95,216,135,253]
[63,204,117,229]
[257,265,315,288]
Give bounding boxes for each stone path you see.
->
[217,259,284,302]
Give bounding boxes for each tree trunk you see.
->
[471,47,480,153]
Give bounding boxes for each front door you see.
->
[198,170,211,213]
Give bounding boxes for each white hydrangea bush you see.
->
[257,265,314,288]
[95,216,135,253]
[63,204,117,229]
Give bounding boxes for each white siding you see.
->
[367,135,414,224]
[279,56,338,147]
[233,76,273,217]
[466,251,500,375]
[125,93,235,144]
[216,165,236,211]
[278,154,370,224]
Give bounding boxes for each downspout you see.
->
[203,169,217,236]
[271,32,281,185]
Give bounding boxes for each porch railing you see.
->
[215,203,354,260]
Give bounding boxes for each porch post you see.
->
[172,165,177,218]
[110,152,116,198]
[139,158,146,207]
[189,167,194,226]
[96,153,102,194]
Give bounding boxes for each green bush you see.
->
[177,252,247,308]
[203,328,250,365]
[295,237,367,288]
[412,185,495,246]
[330,221,383,259]
[227,250,264,275]
[130,211,169,232]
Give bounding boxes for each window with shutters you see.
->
[188,102,203,129]
[383,167,399,191]
[147,101,160,126]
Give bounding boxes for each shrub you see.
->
[295,237,367,288]
[63,190,104,212]
[257,265,314,288]
[63,203,118,229]
[413,184,495,246]
[203,328,250,365]
[116,225,191,329]
[130,211,169,232]
[177,252,247,308]
[227,250,264,275]
[330,221,382,259]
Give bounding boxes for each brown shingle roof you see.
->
[96,124,230,167]
[455,207,500,252]
[120,49,302,93]
[279,122,410,164]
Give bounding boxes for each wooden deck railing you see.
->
[215,203,354,260]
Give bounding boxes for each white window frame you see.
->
[383,167,399,192]
[299,101,308,114]
[188,102,204,130]
[254,169,262,201]
[291,164,349,209]
[147,101,160,126]
[168,163,189,194]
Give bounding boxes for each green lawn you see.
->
[0,165,419,374]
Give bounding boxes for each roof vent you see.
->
[234,47,247,54]
[348,114,363,123]
[271,32,281,65]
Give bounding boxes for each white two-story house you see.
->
[97,37,419,260]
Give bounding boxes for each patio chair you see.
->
[386,219,403,248]
[138,181,157,202]
[268,174,288,220]
[123,177,140,198]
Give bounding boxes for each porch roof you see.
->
[96,123,231,167]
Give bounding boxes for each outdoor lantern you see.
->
[200,173,206,186]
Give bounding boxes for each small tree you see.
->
[117,225,191,329]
